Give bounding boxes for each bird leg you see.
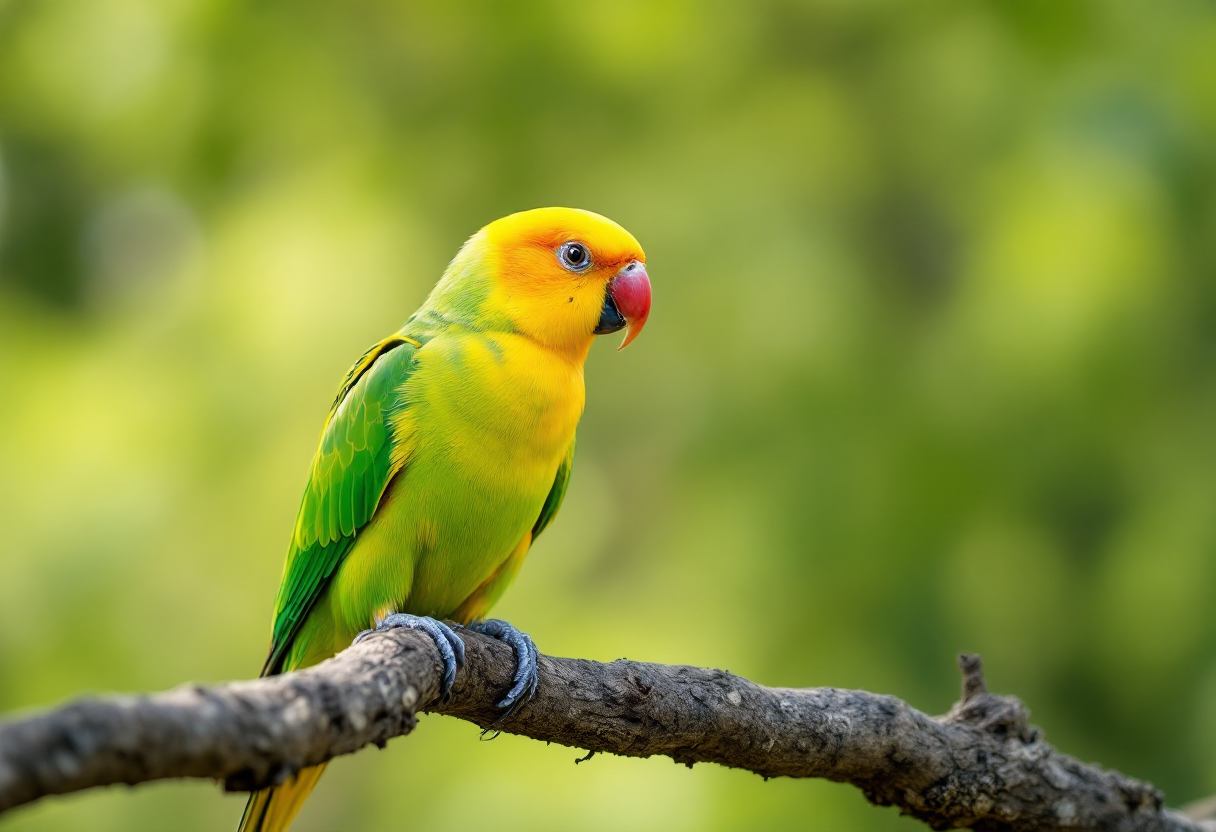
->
[354,613,465,700]
[461,619,539,716]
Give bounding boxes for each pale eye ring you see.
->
[557,241,592,273]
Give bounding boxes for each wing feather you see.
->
[532,438,575,541]
[262,334,420,676]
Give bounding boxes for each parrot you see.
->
[237,207,652,832]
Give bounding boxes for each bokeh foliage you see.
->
[3,0,1216,829]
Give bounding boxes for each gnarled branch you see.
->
[0,629,1209,831]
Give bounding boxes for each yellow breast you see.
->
[399,331,585,486]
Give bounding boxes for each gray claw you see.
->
[355,613,465,698]
[466,618,539,715]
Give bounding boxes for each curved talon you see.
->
[353,613,465,699]
[467,618,539,715]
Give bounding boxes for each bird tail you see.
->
[237,764,328,832]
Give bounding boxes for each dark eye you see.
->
[557,241,592,273]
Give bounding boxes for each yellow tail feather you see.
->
[237,764,328,832]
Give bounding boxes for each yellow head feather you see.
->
[482,207,646,355]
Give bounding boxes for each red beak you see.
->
[610,261,651,350]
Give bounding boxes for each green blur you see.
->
[2,1,1216,830]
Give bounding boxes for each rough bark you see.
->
[0,629,1209,831]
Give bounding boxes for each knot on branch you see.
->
[941,654,1038,744]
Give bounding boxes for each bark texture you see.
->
[0,629,1209,831]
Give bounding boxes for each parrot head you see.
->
[473,207,651,354]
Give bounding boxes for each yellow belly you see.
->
[310,330,583,655]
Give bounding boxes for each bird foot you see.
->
[355,613,465,699]
[462,618,539,716]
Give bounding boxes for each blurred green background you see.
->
[3,0,1216,829]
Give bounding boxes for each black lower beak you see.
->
[593,284,626,334]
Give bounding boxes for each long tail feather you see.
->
[237,764,328,832]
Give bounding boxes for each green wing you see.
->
[532,437,574,540]
[262,335,419,676]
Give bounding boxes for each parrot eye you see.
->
[557,242,592,273]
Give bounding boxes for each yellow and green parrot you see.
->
[238,207,651,832]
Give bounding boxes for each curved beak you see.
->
[593,261,651,350]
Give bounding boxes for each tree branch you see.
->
[0,629,1209,831]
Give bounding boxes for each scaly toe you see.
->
[353,613,465,699]
[467,618,539,715]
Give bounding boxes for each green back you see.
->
[262,335,419,676]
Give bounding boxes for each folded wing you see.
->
[262,335,420,676]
